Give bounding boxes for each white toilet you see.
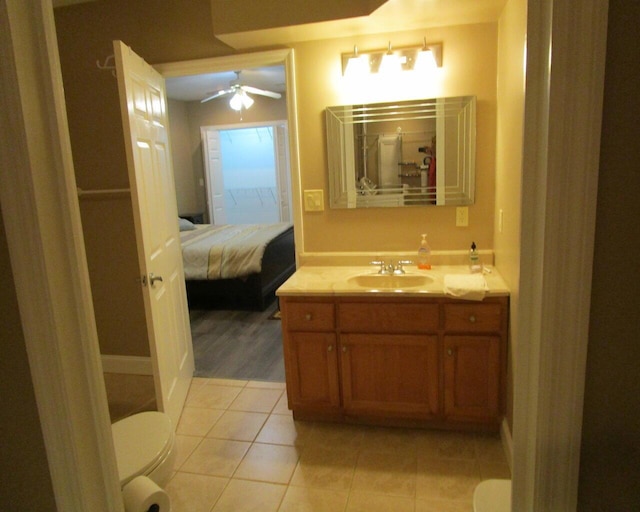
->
[111,411,176,488]
[473,479,511,512]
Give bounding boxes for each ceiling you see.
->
[165,66,286,102]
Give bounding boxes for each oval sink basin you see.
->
[348,273,433,290]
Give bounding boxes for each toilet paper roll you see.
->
[122,475,170,512]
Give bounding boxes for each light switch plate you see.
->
[456,206,469,227]
[304,189,324,211]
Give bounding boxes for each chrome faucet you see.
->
[370,260,413,275]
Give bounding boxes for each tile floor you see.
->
[164,377,511,512]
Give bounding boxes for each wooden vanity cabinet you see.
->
[442,302,506,424]
[280,299,341,416]
[280,295,508,430]
[338,300,440,420]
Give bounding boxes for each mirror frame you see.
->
[326,95,476,209]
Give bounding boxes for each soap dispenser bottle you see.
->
[469,241,482,273]
[418,233,431,269]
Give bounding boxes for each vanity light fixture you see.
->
[341,40,443,76]
[344,46,370,77]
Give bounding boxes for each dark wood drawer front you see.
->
[286,302,335,331]
[339,302,439,333]
[444,303,502,333]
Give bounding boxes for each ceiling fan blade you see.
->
[200,87,235,103]
[241,85,282,99]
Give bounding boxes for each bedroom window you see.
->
[202,122,291,225]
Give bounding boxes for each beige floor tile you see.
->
[187,383,243,409]
[360,425,419,455]
[207,410,269,442]
[306,422,366,451]
[345,491,415,512]
[234,443,301,484]
[415,498,473,512]
[177,406,224,436]
[415,430,477,460]
[212,479,286,512]
[416,457,481,502]
[289,445,358,491]
[174,435,202,470]
[181,438,251,477]
[229,387,284,413]
[474,433,508,463]
[208,378,248,388]
[165,472,228,512]
[478,460,512,480]
[247,380,286,390]
[278,486,349,512]
[272,393,291,415]
[255,413,314,447]
[351,451,417,498]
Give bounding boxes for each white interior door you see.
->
[114,40,194,427]
[201,128,227,224]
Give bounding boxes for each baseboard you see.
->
[101,354,153,375]
[500,416,514,473]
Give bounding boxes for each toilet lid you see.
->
[473,479,511,512]
[111,411,174,486]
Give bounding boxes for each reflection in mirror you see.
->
[326,96,476,208]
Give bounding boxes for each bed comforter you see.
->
[180,223,292,280]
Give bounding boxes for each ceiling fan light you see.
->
[229,91,243,111]
[241,91,254,109]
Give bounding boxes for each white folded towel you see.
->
[443,274,488,301]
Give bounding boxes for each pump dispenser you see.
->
[418,234,431,269]
[469,241,482,273]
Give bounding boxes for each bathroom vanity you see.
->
[277,266,509,432]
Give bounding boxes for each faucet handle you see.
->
[370,260,389,274]
[394,260,413,274]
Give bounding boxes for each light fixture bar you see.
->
[341,42,442,76]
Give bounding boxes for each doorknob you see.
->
[149,273,164,286]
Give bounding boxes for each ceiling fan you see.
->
[200,71,282,110]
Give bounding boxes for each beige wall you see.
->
[168,99,198,215]
[292,23,498,254]
[495,0,527,434]
[53,3,507,355]
[0,210,57,510]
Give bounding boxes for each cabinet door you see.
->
[285,332,340,412]
[340,334,439,419]
[443,336,501,422]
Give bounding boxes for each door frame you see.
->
[0,1,608,511]
[156,49,303,263]
[201,120,291,224]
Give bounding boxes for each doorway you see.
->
[201,122,292,225]
[160,51,300,384]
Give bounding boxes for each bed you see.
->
[179,220,296,311]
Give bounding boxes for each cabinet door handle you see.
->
[342,346,347,352]
[327,345,333,352]
[468,314,476,323]
[447,348,454,356]
[305,313,312,321]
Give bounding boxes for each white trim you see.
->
[500,417,513,474]
[0,1,122,510]
[101,355,153,375]
[156,48,303,265]
[512,0,608,509]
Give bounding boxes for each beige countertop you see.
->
[276,265,510,298]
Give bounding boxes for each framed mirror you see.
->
[326,96,476,208]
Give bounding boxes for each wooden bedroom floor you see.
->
[189,301,285,382]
